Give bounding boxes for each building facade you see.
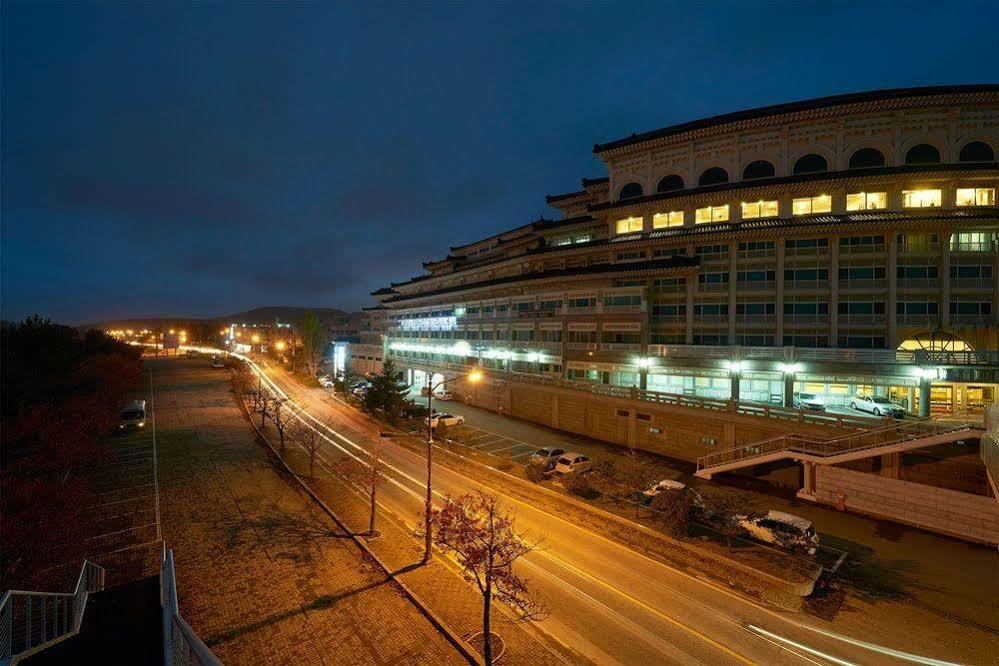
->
[372,86,999,417]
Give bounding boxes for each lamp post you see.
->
[422,366,483,563]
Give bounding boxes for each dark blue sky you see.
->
[3,1,997,324]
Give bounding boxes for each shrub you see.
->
[562,471,598,499]
[525,462,546,483]
[650,489,694,536]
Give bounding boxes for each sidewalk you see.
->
[152,359,465,665]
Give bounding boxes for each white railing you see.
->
[161,545,220,666]
[1,560,105,662]
[697,419,978,472]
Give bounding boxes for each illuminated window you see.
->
[695,205,729,224]
[901,189,941,208]
[615,216,643,234]
[956,188,996,207]
[846,192,887,211]
[792,195,832,215]
[652,211,684,228]
[740,200,778,219]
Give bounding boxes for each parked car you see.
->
[529,447,565,471]
[429,413,464,428]
[792,392,826,411]
[185,349,200,358]
[119,400,147,431]
[434,391,454,401]
[732,510,819,555]
[210,355,225,368]
[850,395,905,418]
[352,383,371,397]
[554,452,592,476]
[401,401,429,418]
[642,479,688,500]
[318,375,335,388]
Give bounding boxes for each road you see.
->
[224,353,993,665]
[412,387,999,636]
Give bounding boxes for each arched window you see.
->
[742,160,775,180]
[656,174,684,193]
[905,143,940,165]
[792,154,828,175]
[848,147,886,169]
[959,141,995,163]
[698,167,728,187]
[618,182,644,200]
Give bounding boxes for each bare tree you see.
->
[270,396,289,453]
[333,435,387,536]
[618,449,657,518]
[288,419,326,479]
[419,490,548,665]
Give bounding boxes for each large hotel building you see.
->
[366,86,998,422]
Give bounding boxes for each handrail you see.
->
[697,419,980,471]
[161,545,220,666]
[1,560,106,662]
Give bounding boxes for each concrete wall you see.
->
[459,376,848,463]
[810,465,999,546]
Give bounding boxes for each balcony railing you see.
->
[693,313,729,323]
[784,280,829,290]
[735,314,776,324]
[950,277,993,290]
[897,278,939,290]
[697,283,729,293]
[897,314,940,326]
[951,314,992,326]
[736,281,776,291]
[566,342,598,351]
[838,314,888,326]
[838,279,887,290]
[599,342,643,352]
[898,242,942,255]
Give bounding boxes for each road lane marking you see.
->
[233,353,940,666]
[793,624,963,666]
[747,625,857,666]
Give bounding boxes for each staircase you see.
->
[2,546,218,665]
[696,419,983,479]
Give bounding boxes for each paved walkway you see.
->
[152,359,463,665]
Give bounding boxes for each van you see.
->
[119,400,147,431]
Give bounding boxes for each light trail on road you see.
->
[195,347,969,666]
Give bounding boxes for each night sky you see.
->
[3,1,997,324]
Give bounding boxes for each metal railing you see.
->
[697,419,979,472]
[161,545,220,666]
[1,560,106,662]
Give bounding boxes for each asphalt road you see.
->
[241,357,991,666]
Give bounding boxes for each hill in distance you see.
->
[89,306,349,331]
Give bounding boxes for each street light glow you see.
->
[274,340,287,351]
[468,369,483,383]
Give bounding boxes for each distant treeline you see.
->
[1,316,143,589]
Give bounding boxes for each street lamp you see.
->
[422,366,483,563]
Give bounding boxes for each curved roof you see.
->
[593,84,999,155]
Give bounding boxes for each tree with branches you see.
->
[288,418,327,479]
[332,367,360,400]
[333,435,388,536]
[618,449,657,517]
[269,396,289,453]
[300,311,328,377]
[419,490,548,665]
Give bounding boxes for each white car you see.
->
[529,447,565,470]
[210,355,225,368]
[732,510,819,555]
[434,391,454,401]
[792,392,826,411]
[554,452,592,476]
[318,375,335,388]
[429,413,464,428]
[850,395,905,418]
[642,479,687,499]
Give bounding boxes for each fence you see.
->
[160,545,220,666]
[0,560,105,663]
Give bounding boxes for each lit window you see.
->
[652,211,684,228]
[901,189,942,208]
[956,188,996,207]
[740,200,779,219]
[792,195,832,215]
[695,205,729,224]
[846,192,887,211]
[615,216,643,234]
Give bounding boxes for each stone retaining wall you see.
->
[809,465,999,546]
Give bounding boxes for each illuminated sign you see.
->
[399,316,456,331]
